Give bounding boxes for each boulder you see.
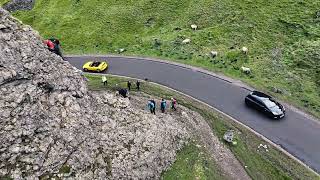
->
[271,87,283,94]
[223,130,234,143]
[2,0,35,12]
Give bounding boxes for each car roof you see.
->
[251,91,272,98]
[250,91,279,105]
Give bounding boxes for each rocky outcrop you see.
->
[2,0,35,12]
[131,95,251,180]
[0,8,189,179]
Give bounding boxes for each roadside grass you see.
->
[0,0,9,5]
[85,74,319,180]
[161,141,225,180]
[11,0,320,119]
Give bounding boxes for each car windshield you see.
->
[90,62,100,67]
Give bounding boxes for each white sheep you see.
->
[241,66,251,74]
[191,24,198,30]
[210,51,218,58]
[242,47,248,55]
[182,38,191,44]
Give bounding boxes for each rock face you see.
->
[0,8,189,179]
[2,0,35,12]
[130,95,251,180]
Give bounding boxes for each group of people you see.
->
[44,37,64,59]
[127,80,140,91]
[44,37,178,115]
[101,77,142,98]
[101,76,178,114]
[102,78,140,91]
[117,81,140,98]
[147,98,177,114]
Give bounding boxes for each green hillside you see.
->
[11,0,320,118]
[0,0,9,5]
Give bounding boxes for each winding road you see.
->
[66,55,320,173]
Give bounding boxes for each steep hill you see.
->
[7,0,320,118]
[0,8,189,179]
[0,7,251,179]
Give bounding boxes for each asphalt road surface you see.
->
[66,55,320,173]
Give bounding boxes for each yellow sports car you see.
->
[82,61,108,72]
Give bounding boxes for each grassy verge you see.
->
[0,0,9,6]
[161,141,225,180]
[11,0,320,119]
[85,74,319,180]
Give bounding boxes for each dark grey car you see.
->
[245,91,285,119]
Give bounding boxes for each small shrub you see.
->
[59,165,71,174]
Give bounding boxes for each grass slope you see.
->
[161,141,225,180]
[12,0,320,118]
[0,0,9,5]
[85,74,319,180]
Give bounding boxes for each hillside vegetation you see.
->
[10,0,320,118]
[0,0,9,5]
[86,74,319,179]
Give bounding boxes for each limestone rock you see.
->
[2,0,35,12]
[0,8,189,179]
[271,87,283,94]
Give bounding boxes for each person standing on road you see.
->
[127,81,132,91]
[171,98,177,111]
[102,76,107,86]
[160,99,167,113]
[136,80,140,91]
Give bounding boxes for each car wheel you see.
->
[245,99,250,106]
[97,69,101,73]
[83,68,88,72]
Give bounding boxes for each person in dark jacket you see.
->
[53,40,63,57]
[150,99,156,114]
[136,80,141,91]
[118,88,128,98]
[127,81,132,91]
[160,99,167,113]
